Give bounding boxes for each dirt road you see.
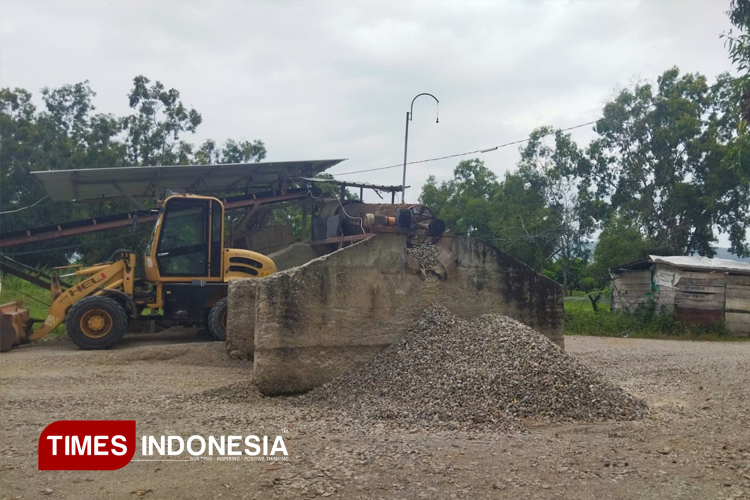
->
[1,331,749,499]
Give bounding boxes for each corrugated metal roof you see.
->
[30,159,346,201]
[649,255,750,273]
[612,255,750,274]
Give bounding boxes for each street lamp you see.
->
[402,93,439,203]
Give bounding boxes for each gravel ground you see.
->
[305,306,646,431]
[1,329,749,499]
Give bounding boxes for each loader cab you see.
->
[140,193,276,341]
[144,195,224,283]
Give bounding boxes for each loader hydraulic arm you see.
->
[27,253,135,342]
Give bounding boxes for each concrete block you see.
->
[228,233,564,395]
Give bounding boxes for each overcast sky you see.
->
[0,0,736,207]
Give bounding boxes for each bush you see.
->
[564,299,730,340]
[0,273,66,336]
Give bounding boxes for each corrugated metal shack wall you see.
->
[673,270,726,325]
[725,275,750,337]
[612,264,750,337]
[611,270,666,313]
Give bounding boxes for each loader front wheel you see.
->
[66,296,128,350]
[207,298,228,341]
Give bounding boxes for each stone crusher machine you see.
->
[315,201,446,241]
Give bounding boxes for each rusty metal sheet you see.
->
[437,249,458,280]
[434,236,453,251]
[675,307,724,324]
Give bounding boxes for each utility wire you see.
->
[0,280,50,307]
[0,196,50,215]
[330,120,599,177]
[329,76,740,178]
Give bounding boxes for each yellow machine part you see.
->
[0,254,135,351]
[0,302,31,352]
[223,248,277,280]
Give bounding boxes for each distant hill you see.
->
[584,242,750,263]
[712,247,750,262]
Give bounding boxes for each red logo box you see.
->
[38,420,136,470]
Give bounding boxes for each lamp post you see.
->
[402,93,439,203]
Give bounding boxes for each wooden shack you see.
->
[610,255,750,337]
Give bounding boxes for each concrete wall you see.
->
[226,279,258,360]
[267,243,323,271]
[236,224,294,255]
[225,243,325,359]
[228,233,564,395]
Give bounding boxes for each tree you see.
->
[0,83,130,265]
[194,138,267,165]
[419,159,560,272]
[590,216,649,285]
[516,127,595,291]
[488,172,558,272]
[580,67,749,257]
[419,159,499,238]
[122,76,203,166]
[0,77,268,266]
[725,0,750,93]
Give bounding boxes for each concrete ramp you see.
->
[227,233,564,395]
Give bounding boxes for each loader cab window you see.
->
[157,198,209,277]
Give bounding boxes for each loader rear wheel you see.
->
[207,298,228,341]
[66,296,128,350]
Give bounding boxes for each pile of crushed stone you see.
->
[305,305,647,431]
[407,244,440,270]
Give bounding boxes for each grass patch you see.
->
[0,273,66,336]
[564,297,737,341]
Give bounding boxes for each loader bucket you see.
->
[0,302,32,352]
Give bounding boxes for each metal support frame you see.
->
[0,188,312,249]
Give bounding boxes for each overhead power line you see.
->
[0,196,50,215]
[330,120,599,177]
[328,76,740,178]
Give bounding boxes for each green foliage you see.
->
[589,216,649,285]
[420,131,595,280]
[543,258,591,294]
[420,159,498,237]
[581,68,749,257]
[420,159,557,271]
[123,76,202,165]
[420,66,748,292]
[564,299,731,340]
[488,172,559,271]
[724,1,750,91]
[0,274,65,336]
[267,173,357,239]
[0,76,267,267]
[516,127,594,288]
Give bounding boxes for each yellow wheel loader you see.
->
[0,194,276,352]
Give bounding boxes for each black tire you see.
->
[207,297,228,341]
[65,296,128,350]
